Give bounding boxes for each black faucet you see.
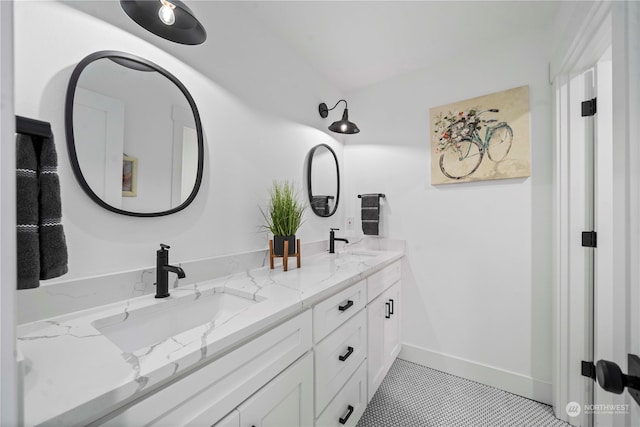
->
[155,244,185,298]
[329,228,349,254]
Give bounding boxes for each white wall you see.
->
[343,28,554,402]
[14,1,344,282]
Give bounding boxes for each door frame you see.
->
[0,0,18,425]
[553,1,640,426]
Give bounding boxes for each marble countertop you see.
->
[17,248,403,426]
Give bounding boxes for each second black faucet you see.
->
[329,228,349,254]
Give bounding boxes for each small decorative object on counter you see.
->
[261,180,305,271]
[269,238,301,272]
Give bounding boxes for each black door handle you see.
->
[385,302,391,319]
[339,300,354,311]
[597,359,640,393]
[389,298,394,315]
[339,346,354,361]
[595,355,640,406]
[597,360,627,394]
[339,405,354,424]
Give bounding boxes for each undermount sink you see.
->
[92,291,258,353]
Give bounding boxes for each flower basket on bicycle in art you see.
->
[433,108,513,180]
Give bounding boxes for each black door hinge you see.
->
[582,98,597,117]
[582,360,596,380]
[582,231,597,248]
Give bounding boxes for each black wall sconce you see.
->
[120,0,207,45]
[318,99,360,134]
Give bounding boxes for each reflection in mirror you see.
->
[66,51,204,217]
[307,144,340,217]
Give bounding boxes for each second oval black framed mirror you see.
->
[65,50,204,217]
[307,144,340,217]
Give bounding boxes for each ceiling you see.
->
[61,1,559,93]
[237,1,559,92]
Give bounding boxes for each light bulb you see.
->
[158,0,176,25]
[341,123,347,132]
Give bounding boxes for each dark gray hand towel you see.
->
[16,132,68,289]
[16,134,41,289]
[37,134,68,280]
[360,194,380,236]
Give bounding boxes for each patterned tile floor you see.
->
[357,359,571,427]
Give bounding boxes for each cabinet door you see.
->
[238,353,313,427]
[367,281,401,402]
[367,292,386,402]
[214,411,240,427]
[383,282,401,370]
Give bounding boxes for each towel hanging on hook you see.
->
[15,116,68,289]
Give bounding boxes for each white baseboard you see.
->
[399,344,552,405]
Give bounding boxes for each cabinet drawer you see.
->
[315,309,367,415]
[313,280,366,343]
[367,261,401,303]
[315,359,367,427]
[95,310,312,426]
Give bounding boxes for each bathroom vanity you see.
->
[17,244,403,426]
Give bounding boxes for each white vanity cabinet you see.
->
[82,257,403,427]
[366,262,401,402]
[93,310,312,426]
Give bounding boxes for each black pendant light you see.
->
[120,0,207,45]
[319,99,360,134]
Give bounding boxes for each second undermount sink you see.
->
[92,291,259,353]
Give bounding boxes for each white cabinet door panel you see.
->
[238,353,313,427]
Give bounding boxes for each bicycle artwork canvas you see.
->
[429,85,530,185]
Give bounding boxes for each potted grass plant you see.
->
[261,180,305,256]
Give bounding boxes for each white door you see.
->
[238,353,313,427]
[591,3,640,426]
[554,4,640,426]
[74,88,125,208]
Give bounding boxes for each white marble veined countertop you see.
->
[17,248,403,426]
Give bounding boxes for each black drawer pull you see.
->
[339,404,354,424]
[339,300,354,311]
[385,301,391,319]
[338,346,354,362]
[389,298,394,315]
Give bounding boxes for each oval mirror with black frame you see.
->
[307,144,340,217]
[65,50,204,217]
